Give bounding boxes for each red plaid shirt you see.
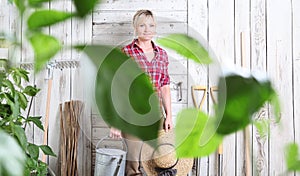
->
[122,39,170,99]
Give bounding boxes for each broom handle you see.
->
[42,78,53,163]
[241,32,251,176]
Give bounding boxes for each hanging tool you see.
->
[191,85,207,176]
[171,81,183,102]
[210,86,223,176]
[19,60,79,163]
[42,62,54,163]
[191,85,207,109]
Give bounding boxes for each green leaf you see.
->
[14,68,29,82]
[39,145,56,157]
[216,74,278,134]
[28,0,50,7]
[157,34,212,64]
[4,92,14,103]
[2,79,15,95]
[17,92,28,110]
[0,74,4,87]
[26,157,37,169]
[12,73,21,87]
[13,0,25,14]
[26,116,44,131]
[27,143,39,160]
[29,33,61,72]
[28,10,73,30]
[285,143,300,171]
[73,45,86,51]
[74,0,100,17]
[36,161,48,175]
[12,125,28,150]
[83,45,161,143]
[23,85,40,96]
[175,108,223,158]
[0,130,26,176]
[7,93,20,119]
[270,92,281,123]
[0,104,12,118]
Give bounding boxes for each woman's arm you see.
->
[161,85,173,132]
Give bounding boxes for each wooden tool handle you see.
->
[42,79,53,163]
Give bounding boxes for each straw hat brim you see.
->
[140,130,193,175]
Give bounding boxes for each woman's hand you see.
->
[164,115,173,132]
[109,127,122,139]
[161,85,172,132]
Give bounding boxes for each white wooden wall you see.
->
[1,0,300,175]
[0,0,92,175]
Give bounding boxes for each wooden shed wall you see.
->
[91,0,300,176]
[1,0,300,175]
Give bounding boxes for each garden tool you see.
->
[41,63,54,162]
[191,85,207,109]
[191,85,207,175]
[209,86,223,176]
[20,60,79,163]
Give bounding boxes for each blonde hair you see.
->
[132,9,156,28]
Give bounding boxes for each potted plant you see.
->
[0,59,56,175]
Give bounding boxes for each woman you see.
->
[110,9,172,175]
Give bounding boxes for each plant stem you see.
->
[24,88,35,130]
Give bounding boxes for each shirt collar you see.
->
[131,38,159,52]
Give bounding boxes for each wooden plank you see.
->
[48,0,72,174]
[92,35,133,46]
[69,7,85,175]
[31,1,51,153]
[252,107,269,176]
[168,59,187,75]
[18,0,34,147]
[250,0,269,175]
[95,0,187,11]
[188,0,209,175]
[0,1,9,59]
[92,127,110,141]
[293,1,300,175]
[71,2,93,176]
[92,22,187,36]
[235,1,251,175]
[8,1,20,39]
[8,0,22,66]
[93,10,187,23]
[34,71,49,145]
[0,0,9,34]
[267,0,294,175]
[31,4,50,162]
[92,114,108,128]
[208,1,235,176]
[172,103,188,123]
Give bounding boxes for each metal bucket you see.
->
[94,136,127,176]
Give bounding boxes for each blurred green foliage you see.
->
[1,0,299,174]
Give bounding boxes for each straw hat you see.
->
[141,130,193,176]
